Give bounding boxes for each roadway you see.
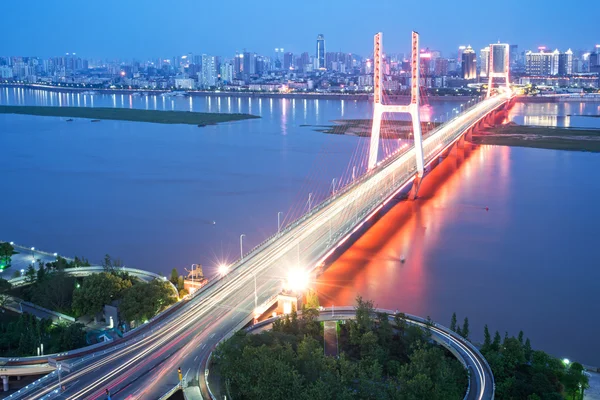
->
[8,94,509,400]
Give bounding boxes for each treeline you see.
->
[450,312,590,400]
[0,313,86,357]
[215,297,466,400]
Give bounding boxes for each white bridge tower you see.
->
[368,31,424,180]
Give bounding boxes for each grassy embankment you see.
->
[0,105,260,125]
[472,124,600,152]
[302,119,441,139]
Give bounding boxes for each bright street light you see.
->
[287,268,310,293]
[218,264,229,276]
[562,358,570,366]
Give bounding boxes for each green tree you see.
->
[483,324,492,350]
[119,280,177,324]
[461,317,469,340]
[304,288,320,309]
[524,338,532,362]
[72,272,132,317]
[25,264,36,284]
[0,242,14,267]
[518,330,524,345]
[169,268,179,285]
[492,330,502,351]
[450,312,457,332]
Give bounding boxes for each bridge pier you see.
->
[1,375,8,392]
[408,174,422,200]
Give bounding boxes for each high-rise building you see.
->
[525,49,553,75]
[234,53,243,79]
[220,61,234,83]
[490,43,508,74]
[200,55,217,88]
[283,52,294,70]
[316,34,326,70]
[480,46,490,78]
[590,46,600,73]
[243,51,256,78]
[558,49,574,75]
[458,46,466,65]
[461,45,477,80]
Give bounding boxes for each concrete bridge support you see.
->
[2,375,8,392]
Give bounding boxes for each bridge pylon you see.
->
[486,43,510,98]
[368,31,425,180]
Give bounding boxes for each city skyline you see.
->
[2,0,599,58]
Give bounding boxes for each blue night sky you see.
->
[3,0,599,59]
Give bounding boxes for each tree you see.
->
[25,264,36,284]
[461,317,470,340]
[170,268,179,285]
[518,330,524,345]
[450,312,457,332]
[304,288,320,310]
[72,272,132,317]
[524,338,532,362]
[483,324,492,350]
[492,330,502,351]
[0,242,14,267]
[0,278,10,308]
[119,280,177,324]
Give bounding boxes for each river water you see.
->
[1,87,599,365]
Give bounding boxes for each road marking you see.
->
[210,333,215,339]
[196,342,202,349]
[194,356,199,362]
[202,344,207,350]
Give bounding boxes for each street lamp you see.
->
[31,247,35,261]
[307,193,313,212]
[240,234,245,261]
[277,211,283,235]
[218,264,229,277]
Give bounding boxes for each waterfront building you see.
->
[283,52,294,70]
[525,49,553,76]
[479,46,490,78]
[316,34,326,70]
[461,45,477,80]
[201,55,217,88]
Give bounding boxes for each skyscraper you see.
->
[490,43,508,74]
[558,49,573,75]
[480,46,490,78]
[283,52,294,70]
[461,45,477,80]
[316,34,326,70]
[200,55,217,88]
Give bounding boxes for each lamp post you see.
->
[277,212,283,235]
[240,234,245,261]
[31,247,35,262]
[308,193,313,212]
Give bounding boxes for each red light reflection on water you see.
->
[315,144,510,315]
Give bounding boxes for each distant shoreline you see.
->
[0,83,475,102]
[0,105,259,125]
[472,124,600,152]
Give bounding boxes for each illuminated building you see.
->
[479,46,490,78]
[558,49,573,75]
[525,49,553,75]
[461,45,477,80]
[316,34,326,70]
[200,55,217,88]
[283,52,294,70]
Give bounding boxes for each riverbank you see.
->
[304,119,441,138]
[471,124,600,152]
[0,105,259,125]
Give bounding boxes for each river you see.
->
[1,87,598,365]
